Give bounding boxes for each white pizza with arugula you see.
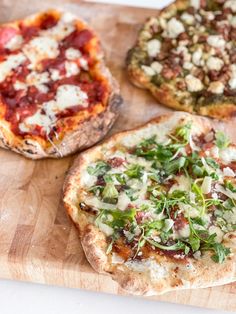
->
[64,112,236,295]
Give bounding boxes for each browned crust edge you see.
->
[63,111,236,296]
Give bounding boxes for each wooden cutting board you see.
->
[0,0,235,311]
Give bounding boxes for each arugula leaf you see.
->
[211,243,231,263]
[102,182,119,204]
[88,185,104,195]
[87,161,111,176]
[102,208,136,229]
[205,157,219,169]
[125,164,144,179]
[192,164,204,177]
[189,235,200,251]
[145,237,189,252]
[225,180,236,193]
[135,144,173,162]
[175,123,192,143]
[165,156,186,174]
[144,220,164,231]
[215,131,230,149]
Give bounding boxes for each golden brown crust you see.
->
[63,111,236,296]
[126,0,236,120]
[0,10,122,159]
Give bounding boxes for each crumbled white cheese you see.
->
[65,47,82,60]
[26,71,50,86]
[20,84,88,133]
[185,74,203,92]
[201,176,212,194]
[23,37,59,69]
[65,61,80,77]
[229,78,236,90]
[181,12,195,25]
[146,39,161,57]
[190,0,200,9]
[220,147,236,164]
[14,80,27,91]
[177,224,190,238]
[206,56,224,71]
[56,84,88,109]
[224,0,236,12]
[5,34,23,51]
[223,167,235,177]
[19,111,52,134]
[192,48,203,66]
[50,69,62,81]
[229,16,236,27]
[166,18,185,38]
[208,81,224,94]
[0,53,26,83]
[209,226,224,243]
[183,61,193,70]
[150,61,163,74]
[79,57,89,71]
[141,65,155,76]
[207,35,226,48]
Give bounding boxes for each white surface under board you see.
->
[0,1,231,313]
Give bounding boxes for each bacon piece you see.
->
[107,157,124,168]
[0,27,18,47]
[64,29,93,50]
[173,213,188,231]
[19,24,39,41]
[40,13,58,30]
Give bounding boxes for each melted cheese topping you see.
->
[19,84,88,133]
[0,53,26,83]
[23,36,59,69]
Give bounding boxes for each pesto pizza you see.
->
[0,10,121,159]
[127,0,236,120]
[64,112,236,295]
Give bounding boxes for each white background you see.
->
[0,1,231,314]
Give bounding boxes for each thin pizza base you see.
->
[63,112,236,295]
[127,0,236,120]
[0,10,122,159]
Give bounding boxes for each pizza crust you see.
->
[126,0,236,120]
[0,10,122,159]
[63,112,236,295]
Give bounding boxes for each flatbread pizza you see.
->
[63,111,236,295]
[0,9,121,158]
[127,0,236,120]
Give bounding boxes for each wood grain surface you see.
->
[0,0,235,311]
